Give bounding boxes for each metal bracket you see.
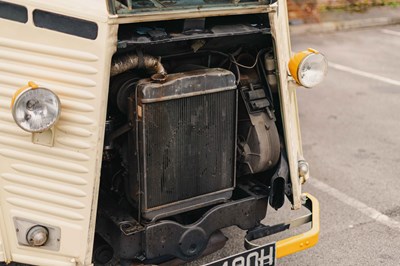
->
[244,193,319,258]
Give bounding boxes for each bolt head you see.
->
[298,161,309,177]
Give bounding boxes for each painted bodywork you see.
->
[0,1,116,265]
[0,0,309,265]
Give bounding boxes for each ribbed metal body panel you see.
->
[0,6,116,264]
[144,91,236,207]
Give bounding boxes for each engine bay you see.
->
[94,13,291,265]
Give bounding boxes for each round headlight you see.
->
[12,85,61,133]
[289,48,328,88]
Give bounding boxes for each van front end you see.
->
[0,1,323,265]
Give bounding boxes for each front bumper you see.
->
[245,193,320,258]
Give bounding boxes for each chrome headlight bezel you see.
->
[11,85,61,133]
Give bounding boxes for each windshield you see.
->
[110,0,276,15]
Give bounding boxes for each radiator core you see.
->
[136,68,237,219]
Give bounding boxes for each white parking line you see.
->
[310,178,400,231]
[330,62,400,87]
[381,29,400,37]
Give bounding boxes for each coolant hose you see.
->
[110,53,167,77]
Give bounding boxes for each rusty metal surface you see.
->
[111,53,166,77]
[134,68,237,220]
[137,68,236,103]
[96,180,269,264]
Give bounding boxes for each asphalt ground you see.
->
[188,24,400,266]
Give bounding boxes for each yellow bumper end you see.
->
[276,193,320,258]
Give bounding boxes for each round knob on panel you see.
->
[26,225,49,247]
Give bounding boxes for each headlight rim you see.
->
[11,86,61,133]
[297,52,328,88]
[289,48,328,88]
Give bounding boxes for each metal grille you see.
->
[143,90,236,208]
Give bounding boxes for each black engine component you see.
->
[93,234,114,265]
[96,179,269,263]
[237,82,281,176]
[129,68,238,220]
[108,71,140,115]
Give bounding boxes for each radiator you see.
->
[135,68,237,220]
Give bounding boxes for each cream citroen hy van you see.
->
[0,0,326,265]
